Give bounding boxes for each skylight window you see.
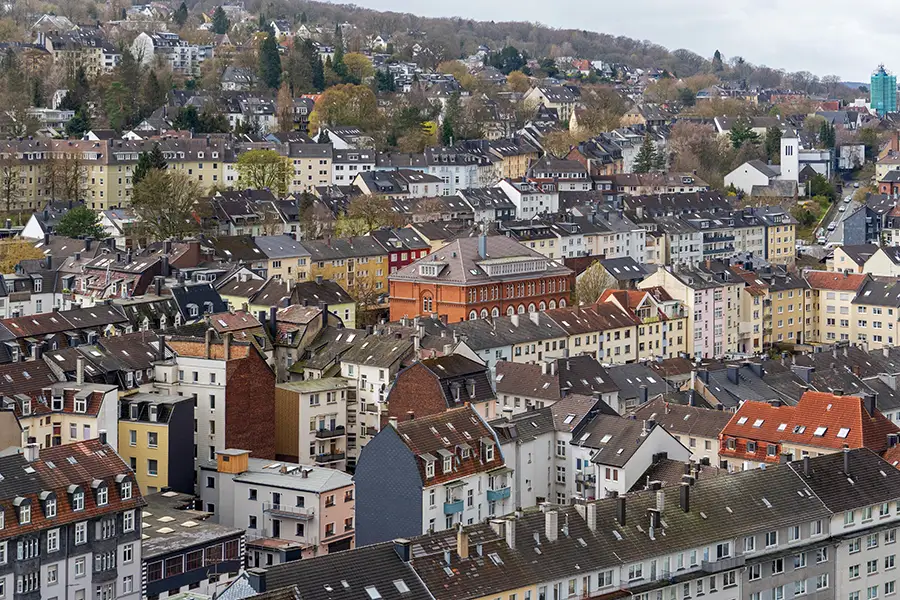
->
[793,425,806,434]
[813,426,827,437]
[563,414,575,424]
[777,423,787,431]
[737,417,748,425]
[600,434,612,443]
[366,587,382,600]
[753,419,764,428]
[837,428,850,439]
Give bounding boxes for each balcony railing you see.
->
[575,472,597,486]
[262,502,315,520]
[315,451,346,464]
[444,500,464,515]
[315,426,346,439]
[701,555,745,574]
[486,487,511,502]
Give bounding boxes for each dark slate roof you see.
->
[258,541,432,600]
[605,363,671,401]
[341,335,413,368]
[598,257,648,282]
[852,279,900,308]
[631,397,733,439]
[290,279,353,307]
[490,406,556,444]
[629,457,726,492]
[576,416,677,467]
[557,355,620,396]
[417,355,495,406]
[169,283,227,319]
[790,448,900,513]
[446,313,567,351]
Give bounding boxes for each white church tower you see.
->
[780,127,799,183]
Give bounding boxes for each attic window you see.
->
[752,419,764,428]
[365,587,382,600]
[737,417,748,425]
[837,428,850,439]
[777,423,787,431]
[563,414,575,424]
[813,426,827,437]
[393,580,410,594]
[793,425,806,434]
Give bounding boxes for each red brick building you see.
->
[386,355,496,422]
[388,236,574,322]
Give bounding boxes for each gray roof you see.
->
[632,396,733,439]
[599,257,648,281]
[253,235,311,259]
[141,492,244,559]
[491,406,556,444]
[605,363,671,401]
[852,279,900,308]
[577,416,680,467]
[228,457,353,493]
[446,312,567,351]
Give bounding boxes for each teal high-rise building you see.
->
[871,64,897,116]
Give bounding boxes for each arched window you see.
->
[549,300,557,309]
[422,294,433,313]
[506,306,514,316]
[517,305,525,315]
[468,310,477,320]
[491,307,500,318]
[559,299,567,308]
[528,303,536,313]
[539,301,546,311]
[480,308,488,318]
[187,304,199,318]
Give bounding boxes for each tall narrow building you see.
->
[871,64,897,116]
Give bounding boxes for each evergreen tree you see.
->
[374,70,395,92]
[728,116,759,150]
[211,6,230,34]
[819,120,836,148]
[30,79,44,108]
[633,135,656,173]
[312,55,325,91]
[319,129,330,143]
[173,1,188,27]
[764,126,782,163]
[144,70,167,112]
[300,11,307,24]
[133,143,167,185]
[652,145,667,171]
[441,118,454,145]
[65,107,91,138]
[332,24,347,79]
[712,49,724,72]
[55,205,106,239]
[258,30,282,89]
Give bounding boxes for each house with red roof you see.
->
[803,270,870,344]
[719,390,899,471]
[599,287,689,361]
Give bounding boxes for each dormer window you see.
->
[188,304,199,318]
[18,503,30,525]
[424,459,435,479]
[121,481,132,500]
[21,399,30,416]
[33,279,42,293]
[482,440,495,462]
[74,397,86,413]
[97,485,108,506]
[44,496,56,518]
[72,490,84,511]
[51,395,62,411]
[443,455,452,474]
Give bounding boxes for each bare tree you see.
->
[0,158,21,213]
[575,261,618,305]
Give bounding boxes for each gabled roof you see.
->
[631,396,732,439]
[721,391,900,456]
[804,270,869,291]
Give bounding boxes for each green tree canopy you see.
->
[728,116,760,150]
[235,149,291,196]
[764,126,782,163]
[211,6,230,34]
[173,1,188,27]
[54,205,107,239]
[133,143,167,185]
[633,136,656,173]
[258,30,282,89]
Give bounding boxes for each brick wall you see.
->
[225,345,276,459]
[386,363,446,421]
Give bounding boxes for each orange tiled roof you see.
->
[883,444,900,469]
[721,392,900,459]
[167,339,251,360]
[804,271,868,292]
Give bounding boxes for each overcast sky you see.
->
[347,0,885,82]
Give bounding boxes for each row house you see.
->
[495,179,561,218]
[250,446,900,600]
[640,264,742,360]
[354,405,509,544]
[300,236,391,302]
[719,390,898,471]
[386,354,496,421]
[199,449,355,564]
[805,271,870,344]
[354,169,447,199]
[0,438,145,600]
[38,30,121,77]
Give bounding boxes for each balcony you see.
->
[315,426,346,439]
[486,487,511,502]
[703,244,735,256]
[444,500,464,515]
[315,452,346,464]
[575,472,597,486]
[704,234,735,243]
[701,555,745,574]
[262,502,315,520]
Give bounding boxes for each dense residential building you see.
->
[199,449,355,563]
[274,378,356,469]
[386,354,496,420]
[354,405,508,544]
[804,271,870,343]
[141,491,245,598]
[388,236,574,322]
[0,437,145,600]
[719,390,899,470]
[117,392,195,494]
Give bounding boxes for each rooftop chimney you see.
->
[393,539,411,562]
[864,393,877,418]
[803,455,811,477]
[99,430,107,445]
[505,517,516,549]
[679,482,690,513]
[456,525,469,559]
[585,502,597,532]
[24,437,38,462]
[843,445,851,477]
[76,356,84,385]
[478,235,487,259]
[544,509,558,543]
[615,496,626,526]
